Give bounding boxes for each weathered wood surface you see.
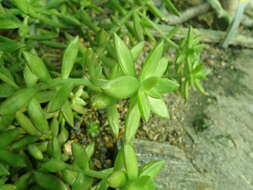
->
[133,139,213,190]
[133,49,253,190]
[151,25,253,48]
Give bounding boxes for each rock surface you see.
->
[134,49,253,190]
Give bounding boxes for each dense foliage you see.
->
[0,0,210,189]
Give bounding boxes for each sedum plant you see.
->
[174,27,211,101]
[0,0,210,189]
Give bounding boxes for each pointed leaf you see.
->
[0,149,26,168]
[142,76,159,91]
[27,144,43,160]
[15,172,31,190]
[102,76,139,99]
[62,100,74,127]
[41,159,68,172]
[34,172,68,190]
[125,98,141,143]
[28,98,49,135]
[0,129,19,148]
[145,88,162,99]
[183,80,189,101]
[123,144,138,180]
[92,93,116,109]
[0,18,21,29]
[133,11,144,41]
[16,111,42,137]
[72,143,89,171]
[140,41,164,80]
[85,142,95,159]
[72,173,93,190]
[23,65,38,87]
[154,57,169,77]
[47,82,73,112]
[114,34,136,76]
[137,89,150,122]
[114,148,124,171]
[155,78,179,94]
[0,83,15,98]
[163,0,180,16]
[48,137,61,159]
[0,67,19,89]
[148,97,170,120]
[0,114,15,131]
[146,1,165,19]
[0,87,37,115]
[140,160,165,178]
[61,36,79,79]
[0,163,9,177]
[131,41,144,62]
[107,170,127,188]
[194,79,206,95]
[106,104,120,138]
[23,51,51,82]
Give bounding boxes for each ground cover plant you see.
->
[0,0,210,189]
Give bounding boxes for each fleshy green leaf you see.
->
[163,0,180,16]
[23,65,38,87]
[23,51,51,82]
[194,79,206,95]
[91,93,116,109]
[154,57,169,77]
[124,97,141,143]
[15,172,31,190]
[139,160,165,178]
[114,34,136,76]
[0,129,19,148]
[155,78,179,94]
[133,11,144,41]
[183,80,189,101]
[62,100,74,127]
[47,82,73,113]
[113,148,124,171]
[0,114,15,131]
[102,76,139,99]
[142,76,159,91]
[131,41,144,62]
[0,67,19,89]
[61,36,79,79]
[28,98,49,135]
[148,97,170,120]
[0,84,15,98]
[146,1,165,19]
[140,41,164,80]
[27,144,43,160]
[0,18,21,29]
[72,173,93,190]
[0,149,26,168]
[106,104,120,139]
[34,172,68,190]
[0,163,9,177]
[0,87,37,115]
[41,159,68,172]
[123,144,138,180]
[137,89,150,122]
[15,111,42,137]
[72,143,89,171]
[107,170,127,188]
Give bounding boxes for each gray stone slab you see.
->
[133,49,253,190]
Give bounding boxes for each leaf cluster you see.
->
[0,0,210,189]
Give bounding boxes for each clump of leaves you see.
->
[87,121,100,138]
[175,27,211,101]
[0,0,210,189]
